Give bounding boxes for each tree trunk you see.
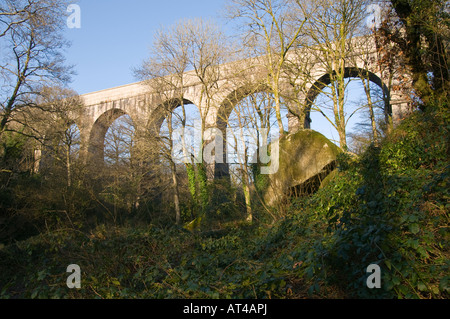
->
[66,145,72,188]
[167,112,181,225]
[170,160,181,225]
[362,75,379,144]
[243,180,252,223]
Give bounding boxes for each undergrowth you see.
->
[0,106,448,299]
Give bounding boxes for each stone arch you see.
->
[216,82,270,130]
[144,97,203,172]
[304,67,391,124]
[147,97,199,135]
[87,108,136,166]
[214,82,274,179]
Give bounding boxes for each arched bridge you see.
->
[52,36,412,177]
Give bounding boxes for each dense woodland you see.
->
[0,0,448,299]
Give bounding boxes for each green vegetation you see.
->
[1,105,448,299]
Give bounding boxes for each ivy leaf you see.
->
[385,259,392,270]
[111,279,121,286]
[31,290,39,299]
[417,246,429,259]
[439,277,449,293]
[409,223,420,234]
[417,282,427,291]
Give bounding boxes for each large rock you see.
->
[259,129,341,206]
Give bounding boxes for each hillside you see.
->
[1,105,448,299]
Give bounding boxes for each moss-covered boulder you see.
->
[259,129,341,206]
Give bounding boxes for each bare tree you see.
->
[294,0,370,150]
[0,0,72,137]
[30,86,83,186]
[226,91,280,222]
[0,0,31,38]
[226,0,308,136]
[349,30,390,146]
[136,18,233,224]
[136,20,192,225]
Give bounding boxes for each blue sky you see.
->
[64,0,228,95]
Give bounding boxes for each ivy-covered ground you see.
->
[0,106,448,299]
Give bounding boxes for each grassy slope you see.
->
[0,107,448,299]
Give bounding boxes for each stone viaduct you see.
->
[64,36,411,178]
